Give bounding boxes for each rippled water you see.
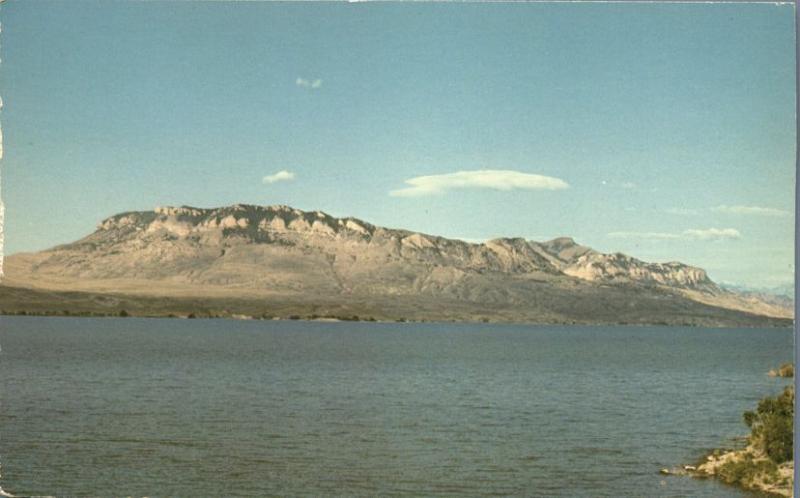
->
[0,317,792,497]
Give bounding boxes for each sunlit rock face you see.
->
[11,202,790,325]
[562,252,713,289]
[61,203,724,294]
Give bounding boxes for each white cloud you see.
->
[296,77,322,89]
[621,182,637,189]
[608,231,681,240]
[711,205,791,217]
[665,207,699,216]
[389,169,569,197]
[682,228,741,240]
[609,227,741,241]
[262,170,295,184]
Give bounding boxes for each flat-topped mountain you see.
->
[0,204,792,325]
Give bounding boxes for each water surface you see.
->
[0,317,792,496]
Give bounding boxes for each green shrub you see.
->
[718,454,778,485]
[744,386,794,463]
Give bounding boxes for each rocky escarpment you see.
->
[0,204,791,323]
[56,205,564,285]
[562,252,715,291]
[76,204,719,291]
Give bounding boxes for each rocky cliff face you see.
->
[66,204,718,291]
[1,204,790,322]
[562,252,714,289]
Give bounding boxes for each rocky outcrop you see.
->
[562,252,715,290]
[691,445,793,497]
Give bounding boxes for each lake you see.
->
[0,317,793,497]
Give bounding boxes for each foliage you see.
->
[768,363,794,378]
[778,363,794,378]
[743,386,794,464]
[717,453,778,486]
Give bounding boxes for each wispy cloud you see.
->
[711,205,791,217]
[608,227,741,241]
[262,170,295,184]
[390,169,569,197]
[608,231,681,240]
[665,207,699,216]
[621,182,637,189]
[682,228,742,240]
[296,77,322,89]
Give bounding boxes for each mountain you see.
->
[0,204,792,326]
[720,282,794,299]
[719,283,794,312]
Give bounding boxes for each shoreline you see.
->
[0,308,794,329]
[0,279,791,329]
[682,383,795,497]
[687,445,794,497]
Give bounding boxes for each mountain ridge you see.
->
[89,203,717,290]
[0,204,792,325]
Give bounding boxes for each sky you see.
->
[0,1,795,288]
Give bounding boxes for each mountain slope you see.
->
[0,204,792,325]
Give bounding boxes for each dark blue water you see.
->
[0,317,792,497]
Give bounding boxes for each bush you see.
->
[768,363,794,378]
[744,386,794,463]
[718,453,778,485]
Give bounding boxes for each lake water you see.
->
[0,317,793,497]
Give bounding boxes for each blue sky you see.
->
[0,1,795,288]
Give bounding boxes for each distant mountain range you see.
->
[0,204,792,326]
[719,283,794,311]
[720,282,794,299]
